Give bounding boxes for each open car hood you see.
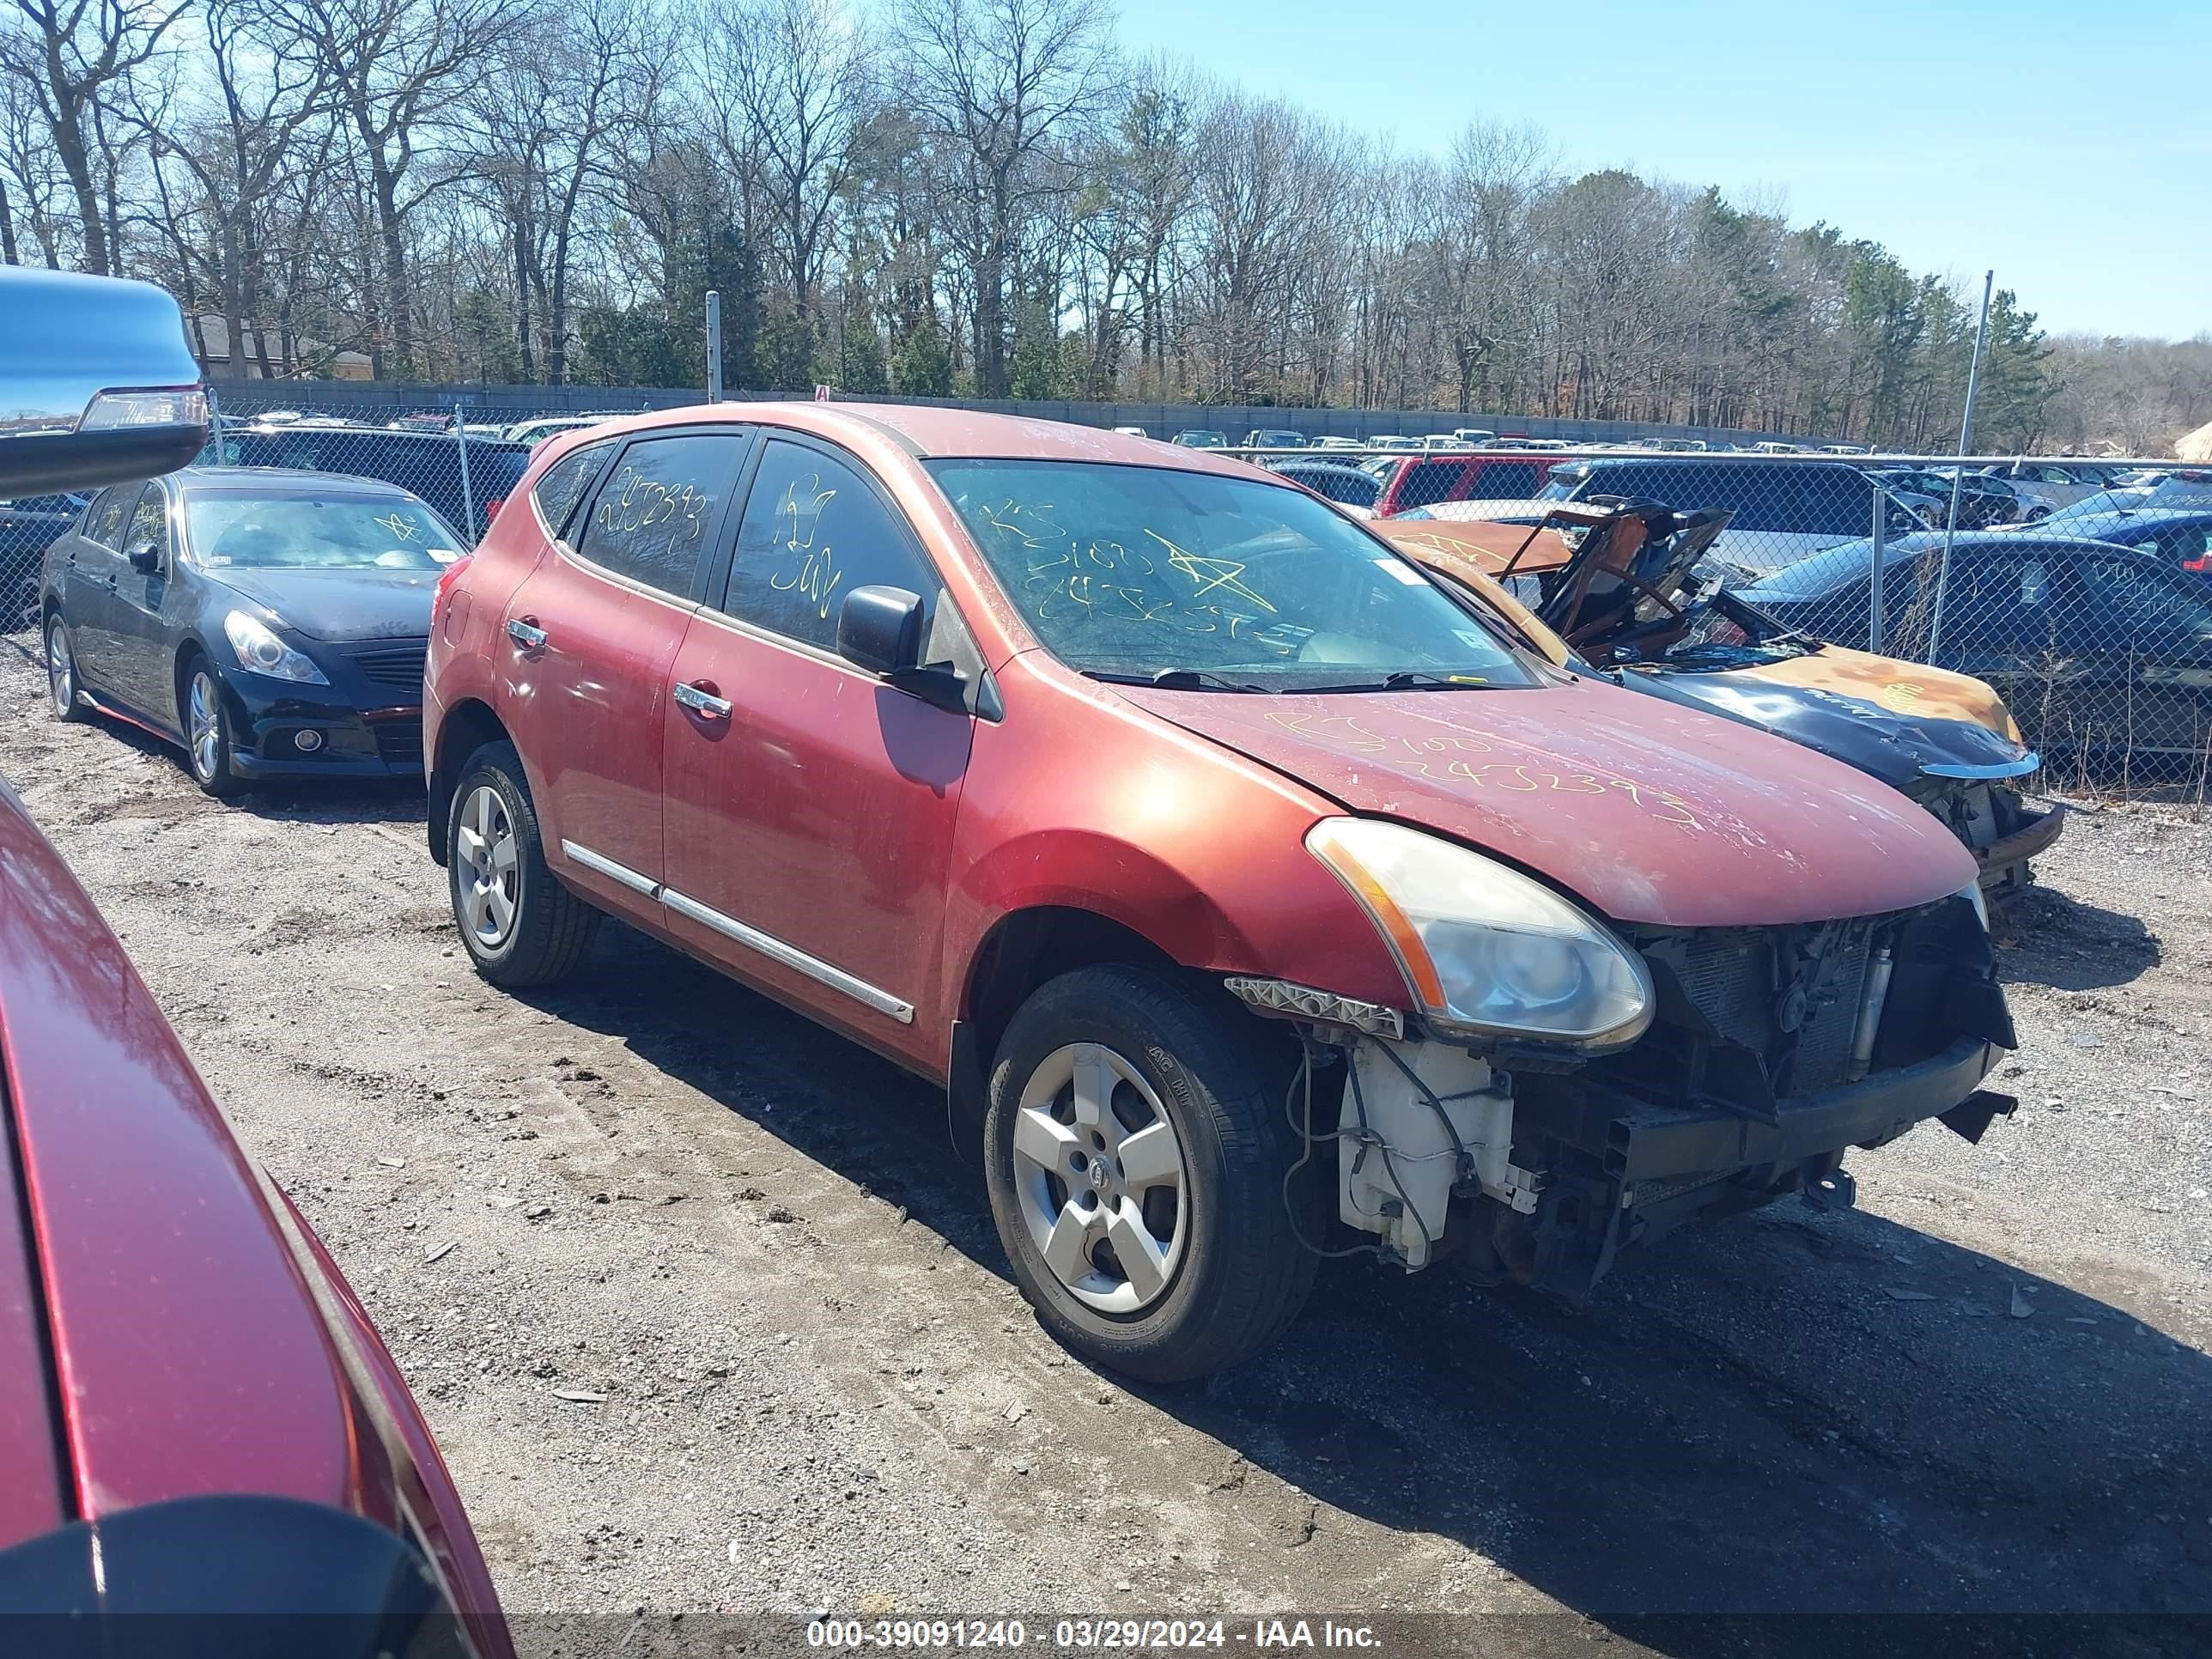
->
[1374,509,2034,787]
[1120,678,1978,928]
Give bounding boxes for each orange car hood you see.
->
[1121,678,1978,928]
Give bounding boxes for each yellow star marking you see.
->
[1144,530,1275,612]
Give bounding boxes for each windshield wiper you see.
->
[1280,670,1489,693]
[1079,667,1275,694]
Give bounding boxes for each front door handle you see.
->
[507,617,548,650]
[672,679,732,720]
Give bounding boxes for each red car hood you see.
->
[1121,676,1978,927]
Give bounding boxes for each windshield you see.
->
[929,459,1537,690]
[185,492,463,569]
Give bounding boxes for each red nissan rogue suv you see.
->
[423,404,2017,1382]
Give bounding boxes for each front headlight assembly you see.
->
[222,610,328,684]
[1307,817,1653,1052]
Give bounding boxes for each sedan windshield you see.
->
[928,459,1536,690]
[185,493,464,569]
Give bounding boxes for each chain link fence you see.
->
[9,389,2207,790]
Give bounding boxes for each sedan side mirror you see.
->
[836,584,924,676]
[126,538,161,573]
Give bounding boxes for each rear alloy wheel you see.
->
[984,964,1321,1382]
[447,740,598,988]
[46,615,87,722]
[183,662,243,798]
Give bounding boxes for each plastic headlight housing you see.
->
[78,387,209,430]
[1959,880,1989,932]
[222,611,328,684]
[1307,817,1654,1050]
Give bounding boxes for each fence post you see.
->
[1925,270,1994,665]
[705,291,722,402]
[453,397,476,542]
[1869,483,1887,653]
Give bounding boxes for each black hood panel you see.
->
[1620,667,2030,789]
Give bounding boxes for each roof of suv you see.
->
[589,402,1262,477]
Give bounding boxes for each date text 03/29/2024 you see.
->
[805,1620,1383,1651]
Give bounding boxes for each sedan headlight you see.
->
[1307,817,1653,1050]
[222,611,327,684]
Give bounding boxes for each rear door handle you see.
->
[672,680,732,720]
[507,617,547,650]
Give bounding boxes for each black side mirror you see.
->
[836,584,924,676]
[126,538,161,572]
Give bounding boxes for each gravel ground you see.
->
[3,632,2209,1654]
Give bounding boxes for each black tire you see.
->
[45,611,88,723]
[983,964,1322,1382]
[447,739,598,988]
[179,653,245,799]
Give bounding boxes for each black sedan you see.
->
[38,467,454,796]
[3,491,88,627]
[1740,531,2212,757]
[1261,459,1383,511]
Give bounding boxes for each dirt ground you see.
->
[3,631,2209,1655]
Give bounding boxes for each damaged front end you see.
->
[1233,891,2016,1304]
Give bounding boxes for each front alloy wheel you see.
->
[984,964,1321,1382]
[184,664,242,797]
[46,616,86,721]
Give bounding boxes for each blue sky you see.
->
[1112,0,2210,341]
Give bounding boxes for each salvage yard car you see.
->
[1373,501,2064,903]
[423,406,2018,1382]
[1739,530,2212,758]
[41,468,454,795]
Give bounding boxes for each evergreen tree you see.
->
[894,322,954,397]
[840,312,890,394]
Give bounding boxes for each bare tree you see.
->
[897,0,1113,396]
[3,0,183,272]
[706,0,869,324]
[258,0,532,374]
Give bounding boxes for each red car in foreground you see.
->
[425,404,2016,1382]
[0,772,510,1651]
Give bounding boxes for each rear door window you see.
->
[720,438,938,650]
[574,432,749,599]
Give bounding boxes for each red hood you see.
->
[1121,677,1978,927]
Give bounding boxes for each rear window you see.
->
[1468,460,1540,498]
[1395,460,1466,509]
[530,442,611,539]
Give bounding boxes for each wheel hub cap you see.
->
[1011,1042,1189,1315]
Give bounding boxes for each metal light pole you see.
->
[1926,270,1994,665]
[705,290,722,403]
